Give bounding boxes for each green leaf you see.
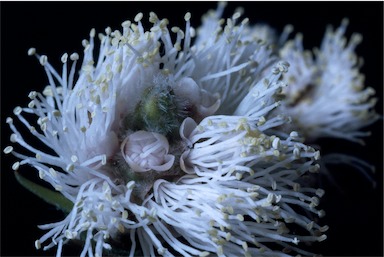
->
[15,172,73,213]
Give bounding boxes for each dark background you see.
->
[1,1,383,256]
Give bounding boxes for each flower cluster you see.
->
[275,18,379,143]
[4,3,378,257]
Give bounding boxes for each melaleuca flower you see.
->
[3,5,328,257]
[276,18,379,144]
[267,18,380,187]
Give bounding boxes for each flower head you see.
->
[4,5,328,257]
[276,19,379,144]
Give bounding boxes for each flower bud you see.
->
[121,131,175,172]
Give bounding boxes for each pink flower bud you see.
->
[121,131,175,172]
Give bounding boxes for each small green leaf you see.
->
[15,172,73,213]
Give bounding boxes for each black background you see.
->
[1,1,383,256]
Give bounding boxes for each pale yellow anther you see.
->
[272,137,281,149]
[80,222,90,229]
[289,131,299,139]
[38,170,45,179]
[82,39,89,48]
[70,53,79,61]
[28,91,37,99]
[184,12,191,21]
[35,240,41,249]
[28,48,36,56]
[66,163,74,172]
[273,150,280,157]
[309,164,320,173]
[272,206,280,212]
[149,12,158,23]
[122,210,129,219]
[242,241,248,251]
[236,214,244,221]
[217,194,227,203]
[271,180,277,190]
[318,210,326,218]
[317,234,327,242]
[3,146,13,154]
[232,12,241,20]
[316,188,325,197]
[14,106,22,115]
[76,200,84,208]
[69,155,77,163]
[320,225,329,232]
[306,221,314,231]
[177,29,185,39]
[219,121,228,128]
[35,153,41,160]
[225,232,231,241]
[126,181,135,190]
[48,168,57,178]
[39,55,48,66]
[217,246,224,256]
[10,134,17,143]
[159,18,169,29]
[310,196,320,207]
[105,26,112,35]
[122,20,131,28]
[28,101,35,108]
[65,230,77,239]
[53,110,61,117]
[241,18,249,25]
[267,193,274,203]
[98,203,104,211]
[257,116,266,126]
[134,12,143,22]
[293,183,300,192]
[170,27,180,35]
[293,147,301,159]
[12,162,20,171]
[61,53,68,63]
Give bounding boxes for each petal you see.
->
[196,91,221,117]
[179,117,197,147]
[173,77,201,104]
[179,150,194,174]
[149,154,175,172]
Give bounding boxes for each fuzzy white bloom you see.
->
[4,5,328,257]
[192,2,278,114]
[276,18,379,143]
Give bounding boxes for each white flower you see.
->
[4,5,328,257]
[191,2,278,114]
[121,131,175,172]
[276,18,379,143]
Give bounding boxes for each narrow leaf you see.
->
[15,172,73,213]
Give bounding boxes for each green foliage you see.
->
[15,172,73,213]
